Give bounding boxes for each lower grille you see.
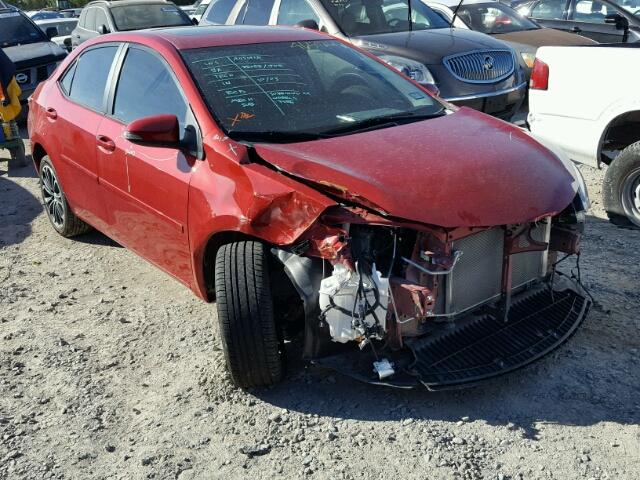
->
[408,288,590,390]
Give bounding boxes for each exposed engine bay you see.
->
[274,195,592,390]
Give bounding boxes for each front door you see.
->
[568,0,627,42]
[95,45,195,286]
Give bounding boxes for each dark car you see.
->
[426,0,596,79]
[71,0,193,48]
[199,0,528,120]
[29,26,591,390]
[0,4,67,105]
[515,0,640,42]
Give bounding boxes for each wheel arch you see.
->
[31,142,48,172]
[599,110,640,167]
[199,230,265,302]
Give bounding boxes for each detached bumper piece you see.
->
[408,288,591,390]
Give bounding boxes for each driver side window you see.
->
[276,0,321,25]
[572,0,617,22]
[112,47,188,136]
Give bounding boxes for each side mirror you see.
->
[45,26,59,39]
[191,17,199,25]
[98,24,110,34]
[124,114,181,148]
[294,19,319,30]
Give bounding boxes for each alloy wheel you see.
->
[621,167,640,228]
[41,164,66,230]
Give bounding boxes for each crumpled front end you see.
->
[274,196,591,389]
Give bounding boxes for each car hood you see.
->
[355,28,513,65]
[2,41,67,69]
[253,108,576,228]
[492,29,597,49]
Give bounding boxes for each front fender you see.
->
[187,147,335,300]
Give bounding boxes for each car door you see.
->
[527,0,573,31]
[567,0,626,41]
[95,45,196,286]
[47,44,120,229]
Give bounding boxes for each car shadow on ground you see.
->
[0,165,41,247]
[253,214,640,439]
[73,230,123,248]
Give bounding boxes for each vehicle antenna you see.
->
[451,0,465,27]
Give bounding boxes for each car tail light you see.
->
[530,58,549,91]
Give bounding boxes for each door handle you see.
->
[97,135,116,152]
[570,26,582,33]
[45,107,57,120]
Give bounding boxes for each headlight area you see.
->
[520,51,536,69]
[272,207,591,390]
[378,54,439,95]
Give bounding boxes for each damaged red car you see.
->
[28,26,591,389]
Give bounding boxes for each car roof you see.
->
[98,25,330,50]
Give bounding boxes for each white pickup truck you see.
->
[528,44,640,228]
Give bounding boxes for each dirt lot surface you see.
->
[1,137,639,480]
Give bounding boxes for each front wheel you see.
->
[214,241,284,388]
[39,156,91,237]
[603,141,640,229]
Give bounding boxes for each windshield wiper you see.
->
[321,111,445,136]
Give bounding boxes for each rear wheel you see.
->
[603,141,640,229]
[214,241,284,388]
[39,156,91,237]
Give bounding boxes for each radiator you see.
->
[445,222,549,315]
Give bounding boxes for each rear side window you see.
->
[204,0,235,23]
[62,46,118,111]
[113,48,188,130]
[234,0,275,24]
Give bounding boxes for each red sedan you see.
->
[28,26,591,389]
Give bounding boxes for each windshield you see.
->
[38,20,77,36]
[0,11,47,47]
[318,0,450,36]
[455,2,539,33]
[610,0,640,16]
[183,40,444,142]
[110,3,192,30]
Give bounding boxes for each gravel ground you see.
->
[1,135,639,480]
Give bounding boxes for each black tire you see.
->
[214,241,283,388]
[39,156,91,237]
[603,141,640,229]
[8,143,27,168]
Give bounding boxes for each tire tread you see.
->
[214,241,283,388]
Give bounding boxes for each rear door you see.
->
[95,44,196,285]
[567,0,627,41]
[47,44,120,228]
